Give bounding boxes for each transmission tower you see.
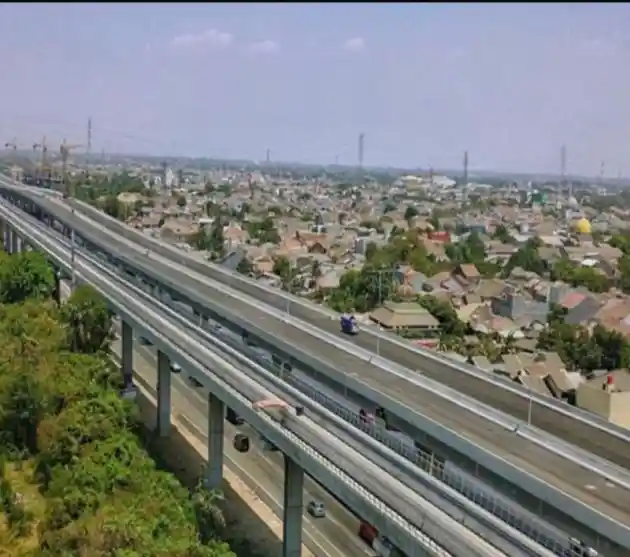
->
[87,117,92,157]
[358,133,365,169]
[462,150,469,206]
[559,144,566,203]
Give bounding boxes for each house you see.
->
[453,263,481,286]
[370,302,440,335]
[576,371,630,428]
[394,266,428,296]
[491,290,549,324]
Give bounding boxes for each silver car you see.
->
[307,500,325,518]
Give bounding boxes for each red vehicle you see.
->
[358,521,377,545]
[359,522,407,557]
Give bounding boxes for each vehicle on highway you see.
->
[186,374,202,388]
[340,314,359,335]
[226,406,244,425]
[170,362,182,374]
[139,336,152,346]
[359,521,406,557]
[306,500,326,518]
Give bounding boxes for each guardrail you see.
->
[0,198,506,557]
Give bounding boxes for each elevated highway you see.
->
[52,193,630,470]
[0,191,559,557]
[1,180,629,554]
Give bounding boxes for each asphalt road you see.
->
[46,199,630,529]
[110,336,374,557]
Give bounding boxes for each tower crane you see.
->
[60,139,83,198]
[32,136,52,184]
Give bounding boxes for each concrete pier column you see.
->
[0,220,5,252]
[157,350,171,437]
[205,393,225,489]
[282,454,304,557]
[121,320,134,388]
[52,272,61,305]
[10,229,19,254]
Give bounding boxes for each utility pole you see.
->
[358,133,365,169]
[559,144,566,204]
[87,117,92,158]
[366,267,395,357]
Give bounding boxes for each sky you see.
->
[1,3,630,175]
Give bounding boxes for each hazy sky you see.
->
[1,3,629,174]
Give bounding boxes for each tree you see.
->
[59,285,113,354]
[236,257,254,276]
[0,251,235,556]
[404,205,418,223]
[273,256,292,282]
[0,251,56,304]
[419,295,466,336]
[502,237,546,277]
[492,224,514,243]
[177,195,187,208]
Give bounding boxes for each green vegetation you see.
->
[537,306,630,372]
[0,250,234,556]
[502,236,546,277]
[321,229,496,314]
[550,258,609,293]
[190,220,227,261]
[608,232,630,294]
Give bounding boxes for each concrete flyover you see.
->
[116,336,374,557]
[52,189,630,471]
[4,185,629,555]
[0,195,528,557]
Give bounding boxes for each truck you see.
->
[358,522,406,557]
[340,314,359,335]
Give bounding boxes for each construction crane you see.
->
[60,139,83,198]
[32,136,52,184]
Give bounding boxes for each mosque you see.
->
[573,217,592,235]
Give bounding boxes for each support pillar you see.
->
[0,221,5,252]
[121,320,134,388]
[10,229,19,254]
[282,454,304,557]
[157,350,171,437]
[52,272,61,305]
[205,393,224,489]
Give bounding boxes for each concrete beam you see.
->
[282,454,304,557]
[205,392,224,489]
[157,350,171,437]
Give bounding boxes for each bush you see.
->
[0,252,234,557]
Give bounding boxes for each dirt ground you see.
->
[135,387,316,557]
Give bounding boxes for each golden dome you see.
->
[574,218,592,235]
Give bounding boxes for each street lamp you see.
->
[364,267,397,357]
